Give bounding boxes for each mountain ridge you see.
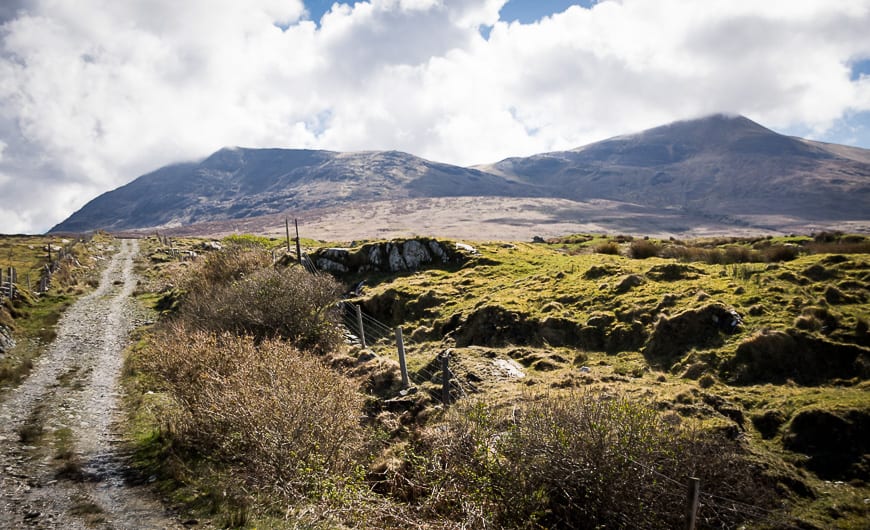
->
[50,114,870,235]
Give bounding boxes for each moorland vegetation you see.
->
[123,231,869,528]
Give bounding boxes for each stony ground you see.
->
[0,239,182,529]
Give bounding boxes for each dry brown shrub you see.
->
[406,392,780,529]
[593,242,620,255]
[179,266,343,353]
[140,326,371,499]
[761,244,800,262]
[628,239,660,259]
[184,245,272,291]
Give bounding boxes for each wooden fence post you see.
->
[685,477,700,530]
[355,305,367,349]
[441,351,451,406]
[285,218,291,253]
[295,219,302,265]
[395,327,409,388]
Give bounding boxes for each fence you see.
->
[0,267,18,300]
[300,248,475,407]
[1,235,93,302]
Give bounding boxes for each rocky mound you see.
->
[312,238,469,275]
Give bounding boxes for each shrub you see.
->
[761,244,800,262]
[407,392,779,529]
[222,233,274,248]
[179,266,343,353]
[628,240,660,259]
[185,245,272,291]
[139,327,371,500]
[723,245,754,263]
[593,242,620,255]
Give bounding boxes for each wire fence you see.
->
[1,236,92,301]
[301,250,476,406]
[622,455,805,529]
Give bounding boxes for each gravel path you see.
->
[0,239,182,529]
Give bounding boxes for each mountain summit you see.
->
[478,114,870,221]
[51,115,869,236]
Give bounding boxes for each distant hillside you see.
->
[477,114,870,223]
[51,148,539,233]
[51,115,870,235]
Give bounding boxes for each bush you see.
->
[179,265,343,353]
[185,245,273,291]
[628,240,660,259]
[761,244,800,262]
[139,327,371,499]
[222,233,274,248]
[593,242,620,255]
[407,392,779,529]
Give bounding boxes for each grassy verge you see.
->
[0,233,114,390]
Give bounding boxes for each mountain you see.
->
[51,148,539,233]
[477,114,870,222]
[50,115,870,235]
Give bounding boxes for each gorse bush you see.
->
[139,327,372,501]
[180,262,343,353]
[406,392,779,529]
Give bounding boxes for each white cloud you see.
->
[1,0,869,233]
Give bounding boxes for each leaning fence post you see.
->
[395,327,409,388]
[685,477,700,530]
[441,351,452,406]
[355,304,367,349]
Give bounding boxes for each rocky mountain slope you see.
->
[51,149,539,233]
[478,114,870,223]
[50,115,870,235]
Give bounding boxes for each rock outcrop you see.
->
[312,238,469,274]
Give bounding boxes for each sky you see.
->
[1,0,869,234]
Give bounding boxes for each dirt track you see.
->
[0,239,182,529]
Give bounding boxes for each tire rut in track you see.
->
[0,239,183,529]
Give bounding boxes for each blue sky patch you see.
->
[303,1,595,26]
[850,58,870,81]
[499,1,594,24]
